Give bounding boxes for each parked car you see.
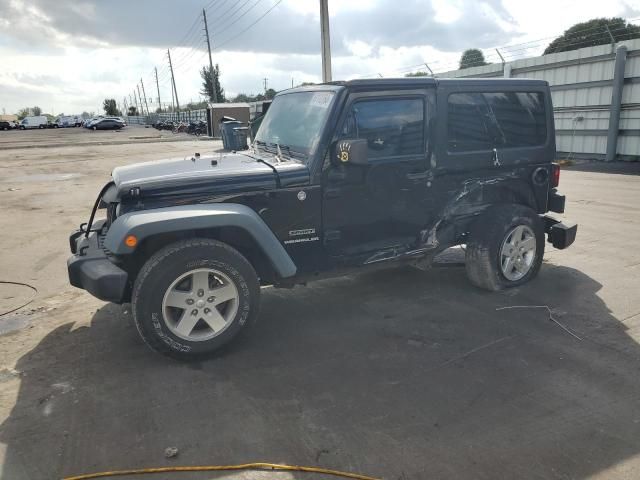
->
[68,78,577,360]
[54,115,83,128]
[0,121,13,130]
[89,118,125,130]
[19,115,49,129]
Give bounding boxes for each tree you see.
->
[17,108,30,119]
[31,106,42,116]
[127,106,138,116]
[230,92,270,103]
[544,17,640,54]
[459,49,489,69]
[185,101,208,110]
[200,64,225,103]
[103,99,120,116]
[405,71,430,77]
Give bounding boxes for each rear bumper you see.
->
[543,216,577,250]
[67,223,129,303]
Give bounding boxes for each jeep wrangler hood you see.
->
[111,151,310,199]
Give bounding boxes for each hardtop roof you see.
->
[281,77,548,95]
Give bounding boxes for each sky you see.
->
[0,0,638,115]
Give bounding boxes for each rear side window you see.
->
[447,91,547,152]
[344,98,424,159]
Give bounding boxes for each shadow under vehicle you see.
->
[3,264,640,479]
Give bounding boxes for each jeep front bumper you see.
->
[543,216,577,250]
[67,221,129,303]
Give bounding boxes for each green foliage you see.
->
[200,64,225,103]
[16,108,30,119]
[16,106,43,118]
[185,101,208,110]
[405,71,430,77]
[544,17,640,54]
[230,89,277,103]
[127,106,138,116]
[103,99,121,116]
[459,49,489,69]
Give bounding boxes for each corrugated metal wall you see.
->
[438,39,640,161]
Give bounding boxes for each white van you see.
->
[20,116,49,129]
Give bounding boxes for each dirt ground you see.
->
[1,126,640,480]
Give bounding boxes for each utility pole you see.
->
[154,67,162,112]
[167,49,180,112]
[136,84,145,115]
[263,77,268,91]
[319,0,332,82]
[140,78,150,116]
[202,8,218,103]
[133,90,140,116]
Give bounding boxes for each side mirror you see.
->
[331,139,368,166]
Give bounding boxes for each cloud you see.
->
[0,0,515,55]
[0,0,634,113]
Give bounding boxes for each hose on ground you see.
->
[0,280,37,317]
[62,462,381,480]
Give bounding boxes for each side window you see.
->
[447,91,547,153]
[343,98,424,159]
[447,93,493,152]
[483,92,547,147]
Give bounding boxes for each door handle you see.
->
[406,171,429,180]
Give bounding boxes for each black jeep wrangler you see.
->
[68,78,577,359]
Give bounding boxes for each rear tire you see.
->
[465,204,545,291]
[132,238,260,360]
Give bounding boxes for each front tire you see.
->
[465,204,545,291]
[132,238,260,360]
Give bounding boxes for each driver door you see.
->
[322,90,432,263]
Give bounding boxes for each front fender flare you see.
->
[104,203,297,278]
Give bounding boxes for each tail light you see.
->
[551,163,560,188]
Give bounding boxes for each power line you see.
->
[213,0,265,37]
[213,0,284,51]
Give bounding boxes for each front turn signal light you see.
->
[125,235,138,248]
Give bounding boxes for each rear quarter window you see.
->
[447,91,547,153]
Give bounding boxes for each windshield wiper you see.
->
[253,141,306,162]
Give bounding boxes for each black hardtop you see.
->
[281,77,549,95]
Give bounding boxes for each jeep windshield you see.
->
[254,91,336,162]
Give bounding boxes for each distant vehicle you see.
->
[19,115,49,129]
[90,118,125,130]
[54,116,76,128]
[85,116,124,128]
[0,121,14,130]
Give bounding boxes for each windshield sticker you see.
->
[310,92,333,108]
